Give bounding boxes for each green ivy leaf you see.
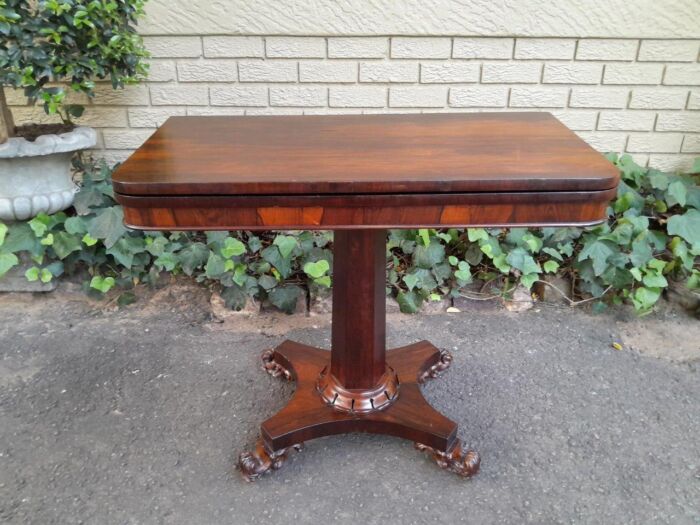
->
[403,273,419,291]
[52,232,82,259]
[273,235,297,259]
[313,276,330,287]
[522,232,543,253]
[40,233,54,246]
[3,223,42,256]
[204,253,226,278]
[492,253,511,274]
[0,223,7,246]
[87,207,127,248]
[667,209,700,247]
[178,242,209,276]
[454,261,472,283]
[506,247,541,275]
[578,238,615,276]
[648,171,669,190]
[630,235,653,268]
[82,233,98,246]
[105,236,144,268]
[414,241,445,269]
[40,268,52,283]
[542,247,563,261]
[269,285,303,314]
[666,180,687,207]
[631,286,661,312]
[155,252,177,272]
[543,260,559,274]
[221,237,246,258]
[64,216,88,235]
[303,259,329,279]
[90,275,116,294]
[25,266,40,281]
[261,245,293,279]
[258,274,278,290]
[28,214,51,237]
[397,290,423,313]
[0,252,19,277]
[418,229,430,247]
[467,228,489,242]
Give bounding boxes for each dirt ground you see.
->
[0,279,698,524]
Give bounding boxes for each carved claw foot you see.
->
[418,349,453,383]
[261,349,292,380]
[238,439,303,482]
[415,441,480,478]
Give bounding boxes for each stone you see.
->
[0,127,95,221]
[503,285,535,312]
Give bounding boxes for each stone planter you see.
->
[0,127,96,221]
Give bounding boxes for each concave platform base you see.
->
[238,339,480,481]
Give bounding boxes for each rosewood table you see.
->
[112,112,618,481]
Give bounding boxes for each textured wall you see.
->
[140,0,700,38]
[6,3,700,172]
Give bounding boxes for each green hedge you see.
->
[0,155,698,314]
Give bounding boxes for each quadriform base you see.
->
[238,340,480,481]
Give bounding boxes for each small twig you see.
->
[536,280,612,307]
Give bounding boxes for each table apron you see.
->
[115,188,616,230]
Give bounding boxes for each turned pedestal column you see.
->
[238,229,481,481]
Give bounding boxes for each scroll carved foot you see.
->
[238,438,303,482]
[261,349,292,380]
[415,441,480,478]
[418,349,453,383]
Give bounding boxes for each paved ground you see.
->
[0,280,699,525]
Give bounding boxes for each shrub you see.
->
[0,0,149,140]
[0,155,698,314]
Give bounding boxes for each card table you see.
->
[113,112,618,481]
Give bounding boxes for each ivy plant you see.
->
[0,0,149,139]
[0,155,698,315]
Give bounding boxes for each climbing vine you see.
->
[0,154,698,314]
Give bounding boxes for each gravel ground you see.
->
[0,281,699,525]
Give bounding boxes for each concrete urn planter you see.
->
[0,127,96,221]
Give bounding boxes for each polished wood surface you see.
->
[119,188,615,230]
[330,230,386,389]
[239,340,480,481]
[112,112,619,196]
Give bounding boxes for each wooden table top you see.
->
[112,112,618,197]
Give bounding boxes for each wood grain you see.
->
[112,112,619,196]
[117,188,616,230]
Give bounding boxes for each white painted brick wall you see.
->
[266,37,325,58]
[391,38,452,59]
[420,63,479,83]
[203,37,264,58]
[509,87,569,108]
[576,40,638,61]
[482,62,542,83]
[328,38,388,58]
[177,60,238,82]
[514,39,576,60]
[329,86,387,107]
[300,61,357,83]
[598,111,656,131]
[389,86,448,107]
[638,40,699,62]
[6,36,699,172]
[453,38,513,59]
[627,133,684,153]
